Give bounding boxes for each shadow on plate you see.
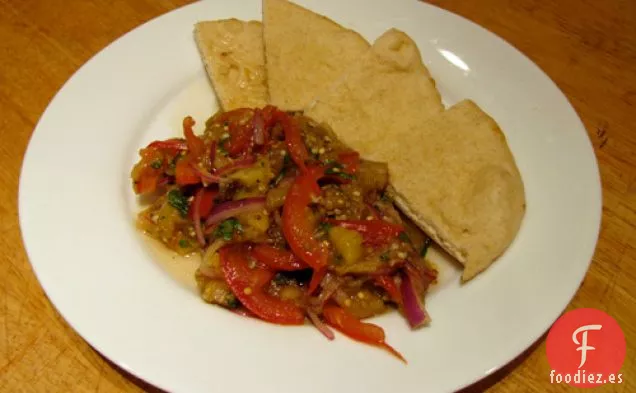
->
[99,354,168,393]
[457,333,547,392]
[105,332,546,393]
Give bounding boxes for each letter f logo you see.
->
[572,324,602,368]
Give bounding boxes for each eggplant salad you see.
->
[131,106,438,361]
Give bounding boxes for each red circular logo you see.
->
[546,308,626,387]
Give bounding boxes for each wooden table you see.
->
[1,0,634,391]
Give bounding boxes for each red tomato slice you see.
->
[260,105,278,127]
[147,138,187,151]
[251,245,307,271]
[213,108,256,157]
[214,108,254,124]
[308,267,326,294]
[220,245,305,325]
[175,159,200,186]
[182,116,205,158]
[282,166,327,270]
[227,122,254,156]
[337,151,360,174]
[274,111,309,172]
[189,189,217,220]
[135,173,159,194]
[322,305,406,363]
[326,219,404,246]
[374,275,402,305]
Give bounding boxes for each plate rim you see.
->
[18,0,602,392]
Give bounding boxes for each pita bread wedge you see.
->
[305,29,444,150]
[263,0,370,110]
[385,100,525,281]
[194,20,268,110]
[319,99,526,281]
[305,31,524,280]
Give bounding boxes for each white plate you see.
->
[18,0,601,392]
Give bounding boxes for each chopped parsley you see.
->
[324,167,355,180]
[272,273,288,285]
[272,171,285,186]
[420,238,433,258]
[218,139,229,156]
[167,159,177,171]
[167,189,189,217]
[225,295,240,309]
[317,222,332,233]
[214,218,242,241]
[272,154,292,185]
[380,252,390,262]
[398,232,411,243]
[281,152,292,168]
[150,160,163,169]
[178,239,191,248]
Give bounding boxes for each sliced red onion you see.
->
[198,263,220,279]
[252,111,266,145]
[199,239,226,279]
[315,273,342,307]
[400,271,430,329]
[273,209,283,227]
[307,310,335,340]
[194,166,223,184]
[215,156,256,176]
[157,177,171,187]
[192,188,206,247]
[365,202,382,219]
[205,197,266,227]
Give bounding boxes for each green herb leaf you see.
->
[218,139,229,156]
[420,238,433,258]
[150,160,163,169]
[225,295,240,309]
[214,218,242,241]
[281,152,292,168]
[178,239,191,248]
[339,172,355,180]
[167,189,189,217]
[272,154,292,185]
[272,273,287,285]
[324,167,355,180]
[318,222,332,233]
[398,232,411,243]
[380,252,390,262]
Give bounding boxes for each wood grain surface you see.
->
[0,0,634,392]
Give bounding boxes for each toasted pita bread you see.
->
[263,0,370,110]
[385,100,525,281]
[194,20,268,110]
[305,30,525,281]
[321,99,525,281]
[305,29,444,150]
